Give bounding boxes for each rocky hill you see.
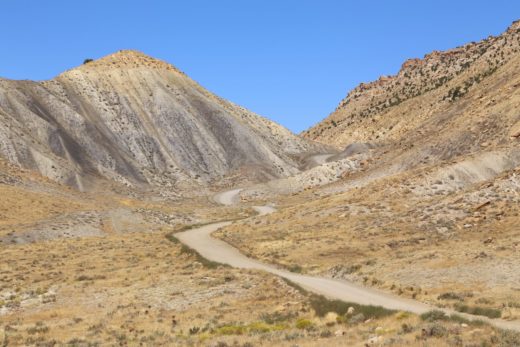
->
[0,50,318,192]
[302,21,520,151]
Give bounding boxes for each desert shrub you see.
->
[284,332,303,341]
[348,313,365,324]
[309,294,394,318]
[495,329,520,347]
[247,322,272,333]
[260,311,296,324]
[215,325,246,335]
[454,303,501,319]
[420,310,448,322]
[288,264,303,273]
[423,323,448,338]
[83,59,94,64]
[295,318,314,330]
[75,275,106,282]
[421,309,491,327]
[401,323,413,333]
[189,326,200,335]
[26,322,49,335]
[507,301,520,309]
[437,292,464,301]
[320,329,333,338]
[247,321,285,333]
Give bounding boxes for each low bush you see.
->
[260,311,296,324]
[309,294,395,319]
[454,304,501,319]
[288,264,303,273]
[437,292,465,301]
[420,310,448,322]
[295,318,314,330]
[215,325,246,335]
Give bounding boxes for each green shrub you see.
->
[260,311,296,324]
[215,325,246,335]
[309,294,394,318]
[448,314,486,327]
[454,304,501,319]
[247,321,285,333]
[420,310,448,322]
[295,318,314,330]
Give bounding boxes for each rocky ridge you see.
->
[302,20,520,148]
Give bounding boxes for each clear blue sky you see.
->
[2,1,519,133]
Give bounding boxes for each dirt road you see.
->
[175,189,520,331]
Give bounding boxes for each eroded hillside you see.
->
[0,50,319,193]
[214,21,520,333]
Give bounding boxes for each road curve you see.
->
[176,189,520,332]
[176,219,428,313]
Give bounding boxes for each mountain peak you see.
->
[76,49,181,73]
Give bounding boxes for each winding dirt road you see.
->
[175,188,520,331]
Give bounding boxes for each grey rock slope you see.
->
[0,50,317,191]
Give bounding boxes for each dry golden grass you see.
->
[2,228,515,346]
[1,164,519,346]
[216,165,520,321]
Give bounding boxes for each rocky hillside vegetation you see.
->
[303,21,520,150]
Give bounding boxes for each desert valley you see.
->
[1,18,520,347]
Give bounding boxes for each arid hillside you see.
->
[0,50,319,193]
[303,21,520,151]
[214,20,520,336]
